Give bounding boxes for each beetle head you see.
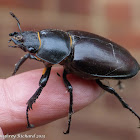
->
[9,12,40,54]
[9,31,40,53]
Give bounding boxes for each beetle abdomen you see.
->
[67,30,139,79]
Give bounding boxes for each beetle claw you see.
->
[63,130,69,134]
[27,104,33,110]
[27,124,34,128]
[26,99,34,110]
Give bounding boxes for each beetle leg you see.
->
[12,53,30,75]
[12,54,42,75]
[96,79,140,123]
[63,69,73,134]
[26,66,52,128]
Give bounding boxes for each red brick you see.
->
[108,31,140,49]
[105,3,132,23]
[58,0,91,15]
[107,22,132,36]
[0,0,43,9]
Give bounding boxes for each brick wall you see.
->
[0,0,140,140]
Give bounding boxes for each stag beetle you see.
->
[8,12,140,134]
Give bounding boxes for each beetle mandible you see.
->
[8,12,140,134]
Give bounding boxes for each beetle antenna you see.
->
[10,12,22,33]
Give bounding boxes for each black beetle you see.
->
[8,12,140,134]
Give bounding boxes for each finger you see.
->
[0,67,101,134]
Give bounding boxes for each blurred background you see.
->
[0,0,140,140]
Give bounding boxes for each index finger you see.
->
[0,67,101,134]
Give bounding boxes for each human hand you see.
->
[0,67,101,135]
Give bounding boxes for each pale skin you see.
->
[0,66,101,135]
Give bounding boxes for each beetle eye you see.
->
[16,35,23,41]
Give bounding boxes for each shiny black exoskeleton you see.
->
[8,12,140,134]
